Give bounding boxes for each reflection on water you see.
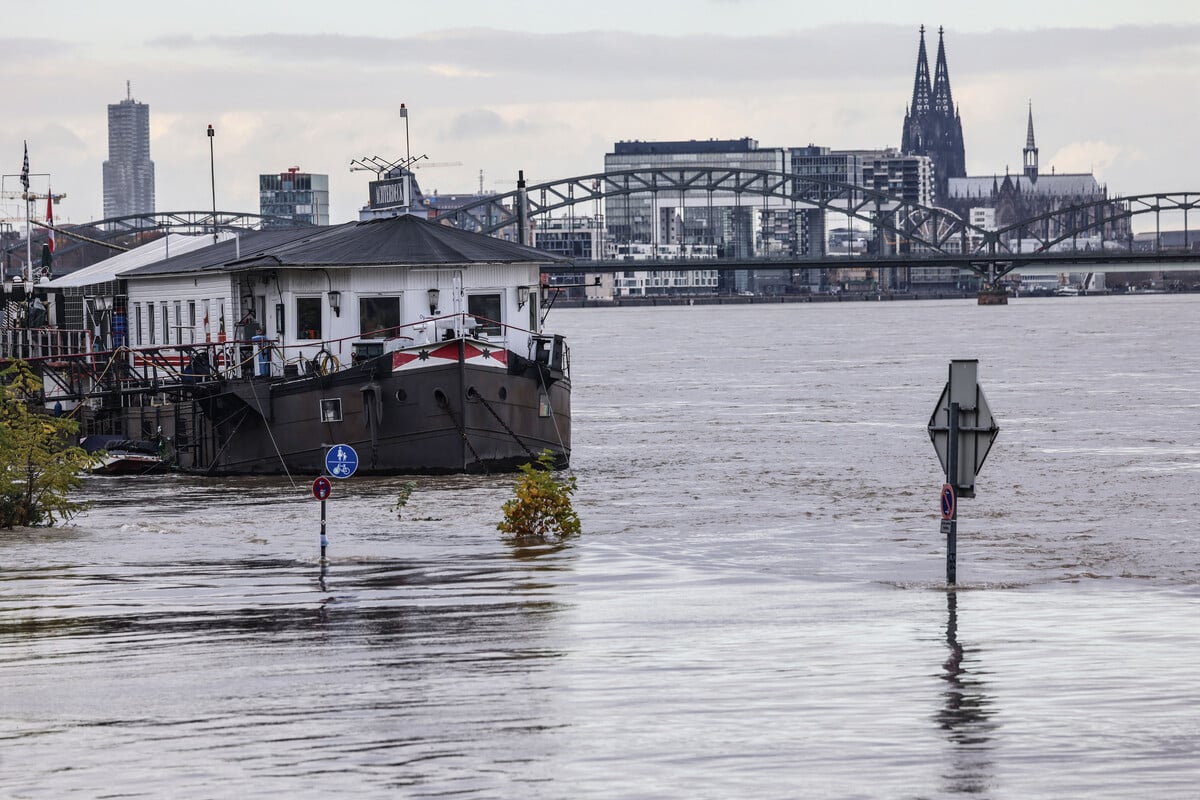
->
[937,591,997,795]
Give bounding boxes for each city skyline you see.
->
[3,1,1199,225]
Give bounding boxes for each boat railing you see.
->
[263,313,541,377]
[2,313,565,386]
[0,326,94,363]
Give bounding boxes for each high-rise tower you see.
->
[900,26,965,202]
[103,81,155,219]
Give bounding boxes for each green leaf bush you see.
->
[497,450,580,545]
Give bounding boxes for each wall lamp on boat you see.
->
[517,285,530,310]
[327,289,341,317]
[3,274,24,301]
[427,288,440,315]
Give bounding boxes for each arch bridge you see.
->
[3,210,312,265]
[435,168,1200,282]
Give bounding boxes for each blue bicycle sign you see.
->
[325,444,359,478]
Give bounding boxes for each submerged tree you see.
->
[0,361,98,528]
[497,450,580,545]
[392,481,417,519]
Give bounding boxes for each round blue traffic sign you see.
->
[940,483,956,520]
[325,444,359,478]
[312,476,332,500]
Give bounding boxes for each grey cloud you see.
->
[156,24,1200,87]
[0,37,76,59]
[441,108,542,141]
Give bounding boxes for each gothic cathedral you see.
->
[900,26,966,203]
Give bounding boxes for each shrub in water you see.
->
[498,450,580,544]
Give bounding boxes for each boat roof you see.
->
[123,214,564,280]
[46,232,236,289]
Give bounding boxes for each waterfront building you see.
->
[861,152,935,208]
[102,82,155,221]
[604,138,789,293]
[424,189,524,240]
[788,145,876,262]
[604,138,783,258]
[259,167,329,228]
[534,216,616,299]
[899,26,966,202]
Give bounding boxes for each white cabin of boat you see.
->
[49,214,562,383]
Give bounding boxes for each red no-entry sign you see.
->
[312,476,332,501]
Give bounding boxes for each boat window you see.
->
[161,303,170,345]
[320,398,342,423]
[297,297,322,340]
[134,304,143,346]
[467,293,502,336]
[148,301,156,344]
[359,296,401,339]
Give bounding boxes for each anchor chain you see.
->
[467,387,537,461]
[440,399,487,472]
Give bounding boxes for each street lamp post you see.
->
[207,124,217,244]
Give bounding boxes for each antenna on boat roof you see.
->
[400,103,410,164]
[349,153,427,180]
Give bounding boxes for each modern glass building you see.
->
[102,83,155,220]
[259,168,330,227]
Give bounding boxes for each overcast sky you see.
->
[4,0,1199,225]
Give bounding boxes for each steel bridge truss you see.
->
[7,211,313,259]
[437,167,980,254]
[435,168,1197,266]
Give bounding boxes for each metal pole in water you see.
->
[320,498,328,562]
[946,401,960,585]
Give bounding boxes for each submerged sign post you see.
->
[316,444,359,562]
[927,360,1000,584]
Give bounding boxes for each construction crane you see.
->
[1,190,67,236]
[0,190,66,203]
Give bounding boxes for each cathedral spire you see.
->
[1024,101,1039,181]
[931,26,954,115]
[900,26,966,200]
[910,25,932,115]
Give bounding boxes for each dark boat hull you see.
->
[120,342,571,476]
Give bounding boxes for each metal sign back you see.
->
[928,380,999,498]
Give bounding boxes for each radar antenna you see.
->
[349,153,427,180]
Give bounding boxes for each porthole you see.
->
[498,386,507,401]
[395,388,407,402]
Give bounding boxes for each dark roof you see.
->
[613,138,758,155]
[124,214,563,279]
[126,228,319,277]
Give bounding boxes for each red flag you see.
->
[46,192,55,253]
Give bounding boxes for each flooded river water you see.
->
[2,295,1199,797]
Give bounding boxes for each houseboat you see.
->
[9,213,571,475]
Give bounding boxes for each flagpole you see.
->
[208,125,217,244]
[20,141,31,282]
[25,195,31,283]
